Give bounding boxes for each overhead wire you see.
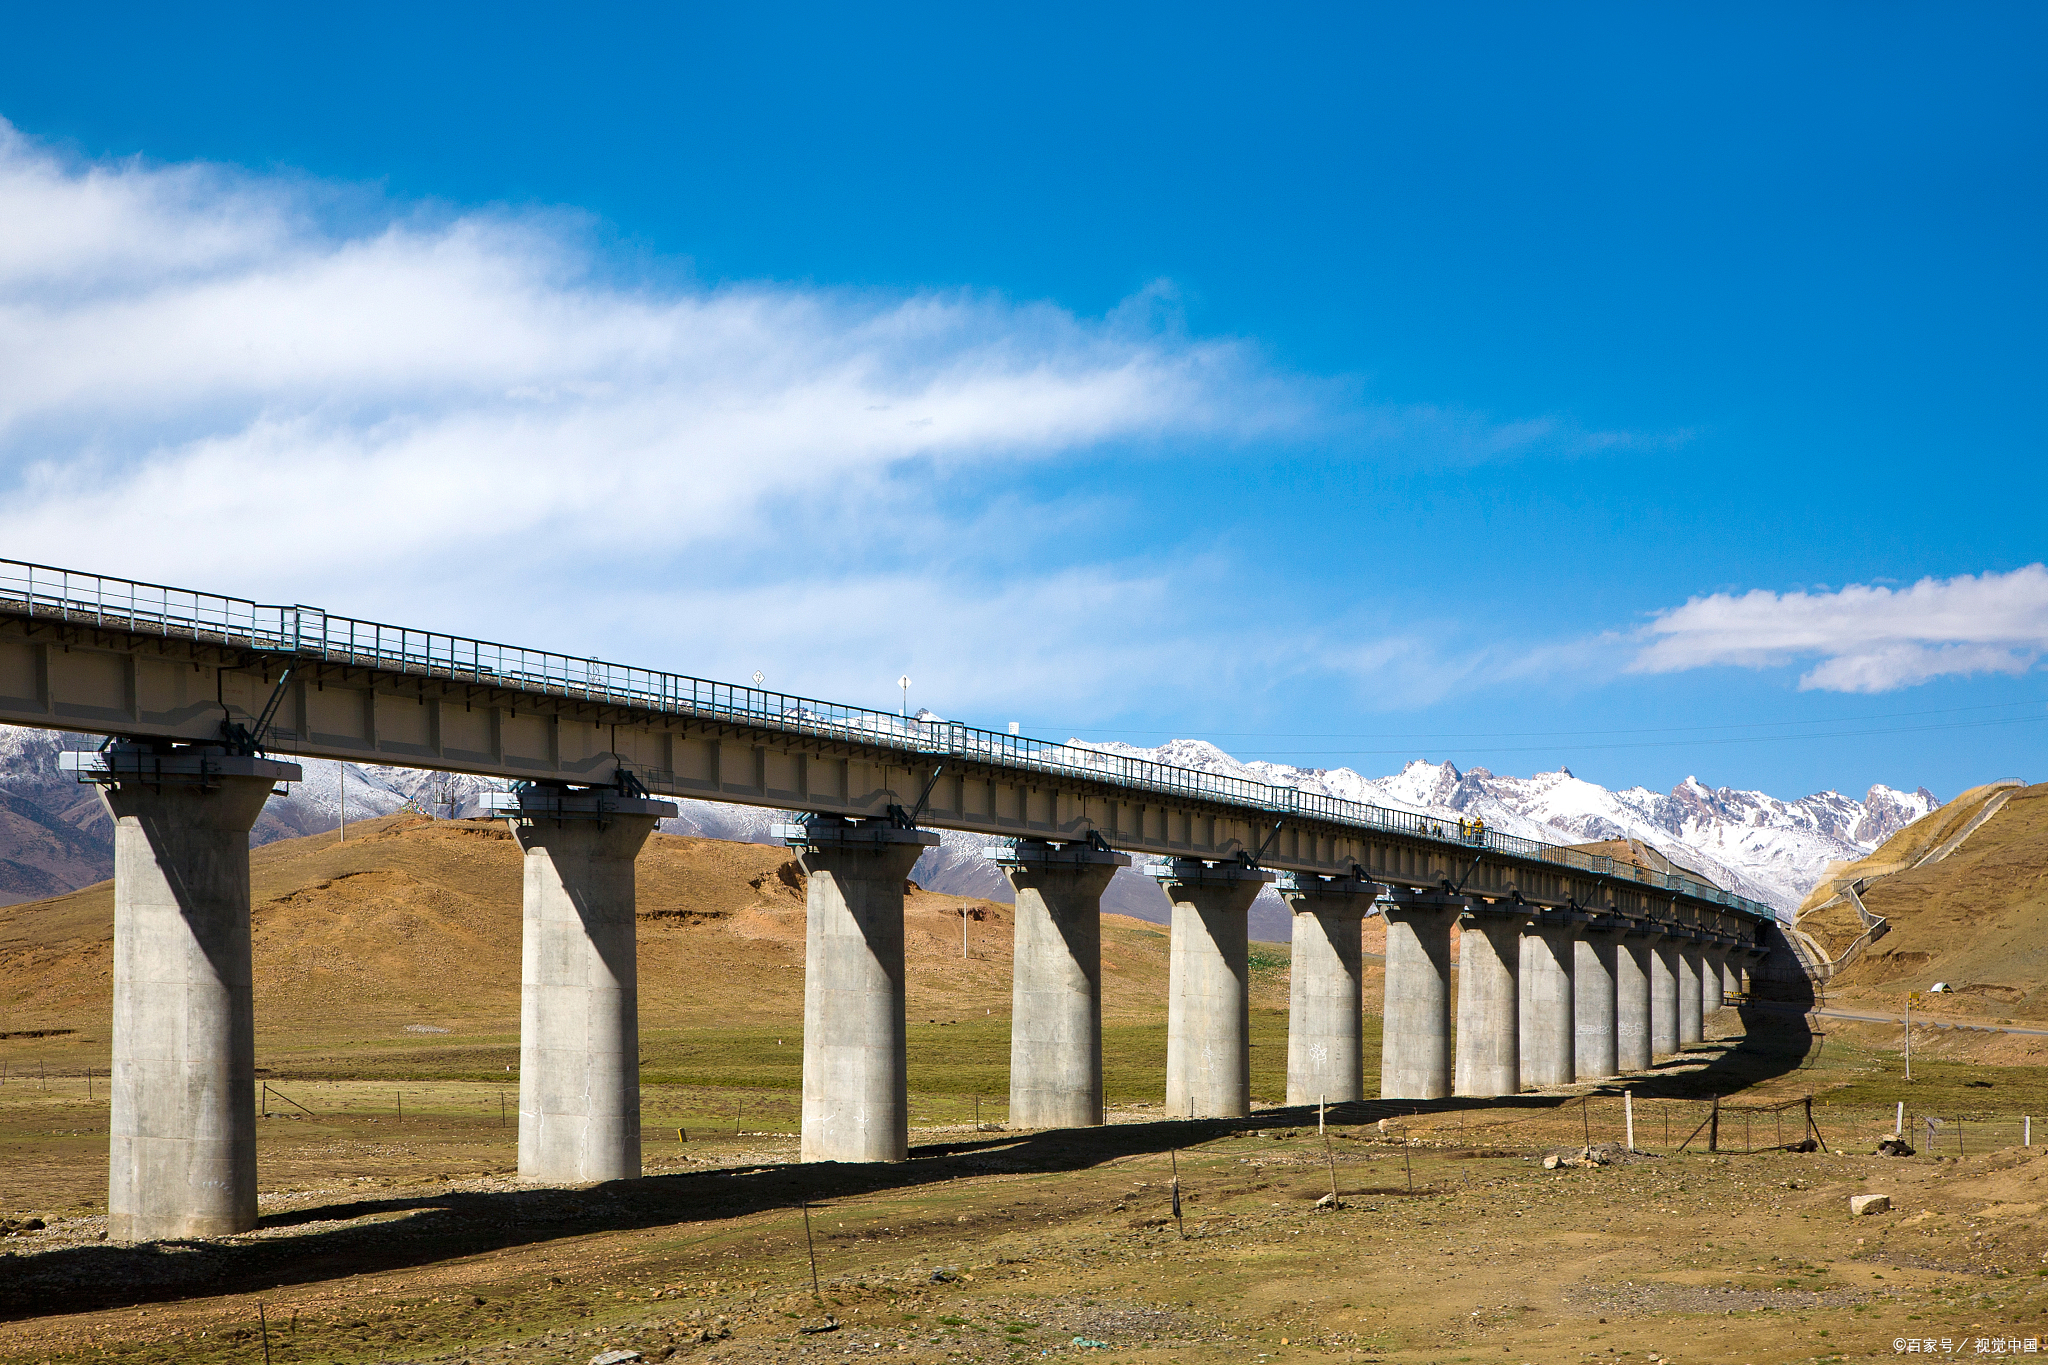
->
[1021,699,2048,757]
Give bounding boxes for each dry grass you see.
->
[9,821,2048,1362]
[1798,780,2028,922]
[12,1015,2048,1365]
[0,815,1295,1060]
[1799,786,2048,1022]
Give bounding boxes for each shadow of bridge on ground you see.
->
[0,1008,1822,1321]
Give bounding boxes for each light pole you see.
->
[898,675,911,718]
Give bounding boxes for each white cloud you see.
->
[1629,566,2048,692]
[0,119,1650,721]
[0,120,1287,614]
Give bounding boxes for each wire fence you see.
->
[1342,1094,2046,1160]
[6,1059,2038,1168]
[0,557,1774,921]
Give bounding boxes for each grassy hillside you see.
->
[1797,779,2023,925]
[1810,784,2048,1019]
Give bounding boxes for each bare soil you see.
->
[6,821,2048,1362]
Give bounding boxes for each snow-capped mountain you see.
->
[0,722,1938,927]
[1071,739,1939,915]
[658,794,1215,930]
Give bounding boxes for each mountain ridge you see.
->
[1069,739,1939,915]
[0,723,1943,924]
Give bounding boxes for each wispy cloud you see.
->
[1629,566,2048,692]
[1336,405,1693,466]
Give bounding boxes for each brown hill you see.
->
[1796,778,2025,922]
[0,816,1298,1048]
[0,782,109,907]
[1801,783,2048,1019]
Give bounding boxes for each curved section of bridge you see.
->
[0,559,1769,1241]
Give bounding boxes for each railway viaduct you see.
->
[0,559,1774,1241]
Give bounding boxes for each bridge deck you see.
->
[0,558,1770,933]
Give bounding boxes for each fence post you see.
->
[1708,1096,1720,1153]
[1624,1090,1635,1152]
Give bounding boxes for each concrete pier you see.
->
[1677,939,1704,1045]
[1702,942,1726,1014]
[1617,925,1657,1073]
[1573,921,1623,1082]
[1378,890,1465,1100]
[1650,937,1681,1056]
[1154,860,1274,1119]
[1518,915,1577,1089]
[1454,903,1526,1098]
[87,744,299,1241]
[994,839,1129,1129]
[1277,872,1385,1106]
[781,816,940,1163]
[501,786,676,1184]
[1722,948,1744,1005]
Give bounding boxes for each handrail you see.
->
[0,557,1775,920]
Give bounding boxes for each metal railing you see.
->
[0,558,1776,920]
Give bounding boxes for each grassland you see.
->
[7,818,2048,1363]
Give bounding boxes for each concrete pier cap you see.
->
[988,837,1130,1130]
[1455,897,1532,1099]
[776,814,940,1164]
[1377,888,1468,1101]
[1148,858,1275,1119]
[984,836,1129,871]
[1274,870,1387,1107]
[494,781,678,1186]
[68,741,302,1243]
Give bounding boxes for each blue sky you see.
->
[1,3,2043,803]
